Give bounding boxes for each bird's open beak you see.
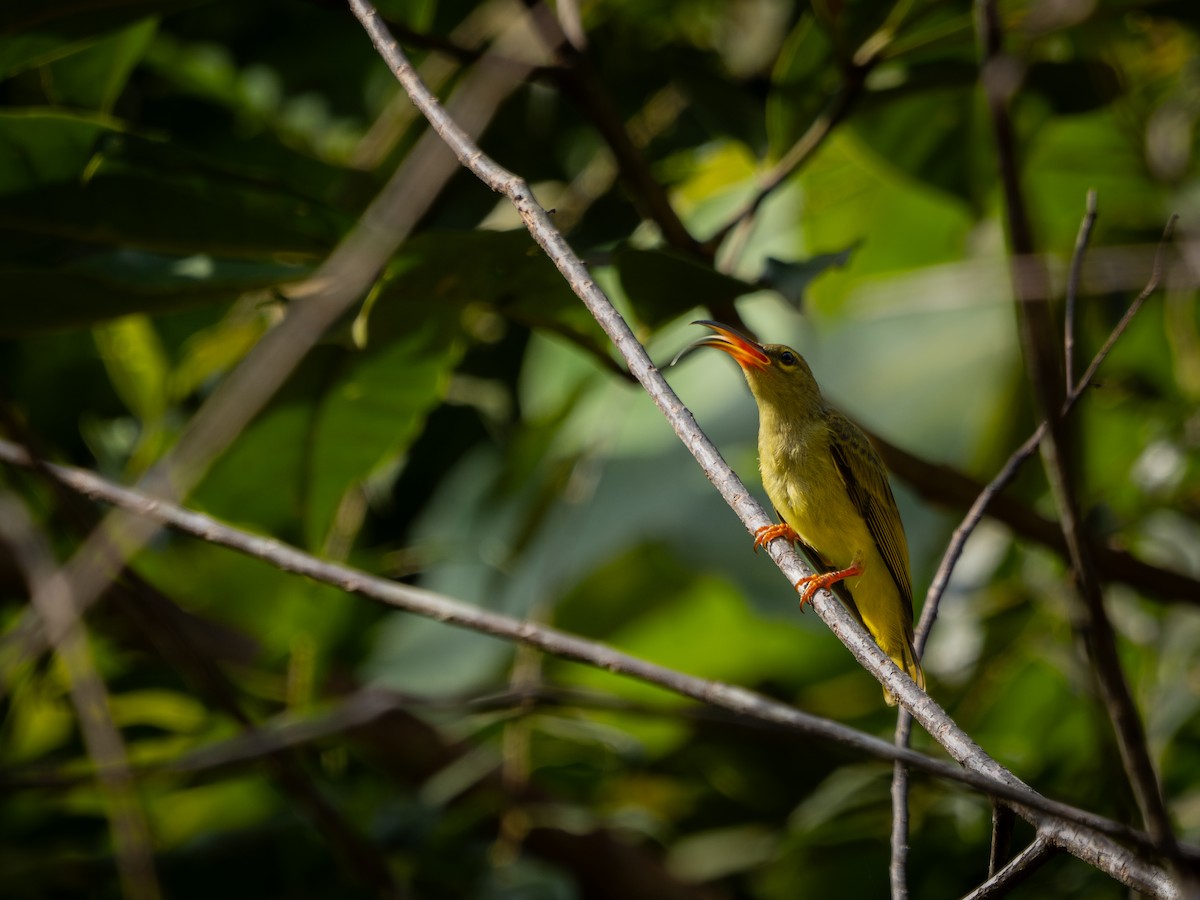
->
[686,320,770,370]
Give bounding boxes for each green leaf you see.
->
[368,229,595,343]
[1025,59,1122,116]
[93,313,171,470]
[40,18,157,112]
[0,113,347,256]
[762,246,857,310]
[0,1,187,75]
[0,251,307,336]
[851,73,981,203]
[613,245,758,328]
[305,321,463,550]
[767,14,838,157]
[0,109,125,195]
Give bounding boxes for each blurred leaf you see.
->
[93,314,170,424]
[767,14,838,157]
[0,109,124,195]
[0,1,190,75]
[0,114,347,257]
[762,246,857,310]
[150,778,277,850]
[1,675,73,763]
[109,689,209,732]
[1023,109,1167,250]
[40,18,158,112]
[613,245,758,327]
[851,73,982,203]
[93,313,170,470]
[1025,59,1123,116]
[305,320,463,550]
[369,229,598,345]
[0,251,307,336]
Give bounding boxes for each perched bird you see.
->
[688,320,923,704]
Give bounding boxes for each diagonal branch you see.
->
[520,0,701,256]
[961,835,1056,900]
[0,495,161,900]
[976,0,1190,889]
[892,203,1177,900]
[0,437,1190,884]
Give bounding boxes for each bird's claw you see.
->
[753,522,799,553]
[792,557,865,609]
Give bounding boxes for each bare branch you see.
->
[521,0,701,256]
[890,753,912,900]
[962,835,1056,900]
[700,68,870,261]
[1065,189,1098,394]
[0,494,161,900]
[976,0,1190,888]
[891,207,1183,898]
[0,442,1183,896]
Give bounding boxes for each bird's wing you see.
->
[826,411,914,622]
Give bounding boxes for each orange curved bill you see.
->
[690,320,770,370]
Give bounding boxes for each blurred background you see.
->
[1,0,1198,897]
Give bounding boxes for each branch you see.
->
[875,431,1200,605]
[0,439,1182,895]
[521,0,702,256]
[1064,189,1098,394]
[977,1,1189,887]
[699,65,870,261]
[961,835,1056,900]
[918,208,1180,643]
[893,202,1176,900]
[0,408,402,896]
[0,495,161,900]
[342,4,1184,893]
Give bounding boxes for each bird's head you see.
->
[686,320,823,417]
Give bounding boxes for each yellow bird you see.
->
[690,320,924,704]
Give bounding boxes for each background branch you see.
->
[976,0,1188,887]
[0,495,161,900]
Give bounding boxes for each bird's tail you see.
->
[882,636,925,707]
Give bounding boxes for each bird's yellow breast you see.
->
[759,421,865,565]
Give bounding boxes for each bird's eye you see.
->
[779,350,796,366]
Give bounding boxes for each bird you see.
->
[686,320,924,705]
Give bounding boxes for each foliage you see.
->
[1,0,1199,898]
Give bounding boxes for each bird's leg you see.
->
[794,556,864,610]
[753,522,799,553]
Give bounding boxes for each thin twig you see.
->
[1075,214,1179,394]
[890,753,911,900]
[988,805,1015,876]
[521,0,700,256]
[918,212,1180,635]
[976,0,1189,889]
[700,68,871,260]
[874,425,1199,605]
[961,835,1056,900]
[890,210,1182,897]
[1065,189,1098,394]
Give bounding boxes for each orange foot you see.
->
[794,558,864,610]
[753,522,799,554]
